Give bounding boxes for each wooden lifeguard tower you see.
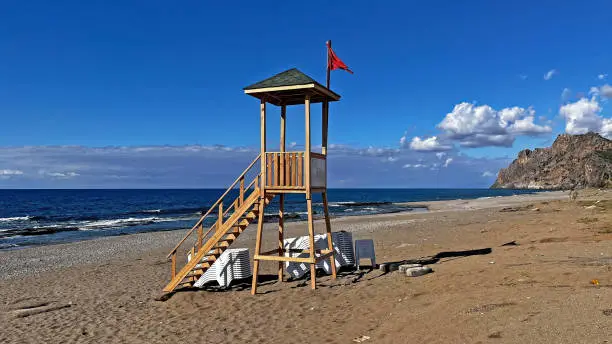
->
[164,68,341,294]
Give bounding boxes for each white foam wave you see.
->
[78,216,179,230]
[0,216,32,222]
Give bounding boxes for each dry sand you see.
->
[0,190,610,344]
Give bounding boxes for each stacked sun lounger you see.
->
[190,248,252,288]
[283,231,355,279]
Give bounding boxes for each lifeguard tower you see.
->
[164,68,341,294]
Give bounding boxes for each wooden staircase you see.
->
[164,155,271,292]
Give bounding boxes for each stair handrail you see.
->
[166,154,261,259]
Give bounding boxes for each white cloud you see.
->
[482,171,495,177]
[509,115,553,135]
[0,144,513,188]
[42,171,80,178]
[403,163,427,169]
[561,88,572,102]
[544,69,557,80]
[0,169,23,176]
[408,136,453,152]
[559,97,612,138]
[435,103,551,148]
[602,118,612,137]
[588,84,612,99]
[0,169,24,179]
[385,156,398,162]
[598,74,607,80]
[600,84,612,98]
[435,152,446,160]
[443,158,453,168]
[399,135,407,147]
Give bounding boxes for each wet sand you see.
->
[0,190,610,343]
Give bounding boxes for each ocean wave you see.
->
[126,207,206,216]
[78,217,171,230]
[0,216,34,222]
[0,215,194,238]
[330,201,393,207]
[0,225,80,237]
[0,243,19,249]
[0,214,102,222]
[141,209,161,213]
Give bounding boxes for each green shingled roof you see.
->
[243,68,320,90]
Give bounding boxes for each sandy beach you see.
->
[1,190,610,344]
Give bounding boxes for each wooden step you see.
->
[206,248,223,256]
[201,256,217,263]
[191,268,206,276]
[212,241,231,250]
[224,232,240,241]
[163,189,263,292]
[181,275,198,283]
[194,261,212,269]
[177,281,195,288]
[242,212,257,220]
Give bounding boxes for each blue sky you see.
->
[1,1,611,188]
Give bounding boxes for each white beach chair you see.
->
[189,248,252,288]
[354,239,376,269]
[283,231,355,279]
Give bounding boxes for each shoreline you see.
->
[0,188,610,343]
[0,189,564,253]
[0,189,577,281]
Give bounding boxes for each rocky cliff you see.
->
[491,133,612,190]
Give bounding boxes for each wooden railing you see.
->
[166,154,261,279]
[265,152,304,188]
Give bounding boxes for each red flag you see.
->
[327,42,353,74]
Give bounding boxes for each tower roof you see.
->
[244,68,340,106]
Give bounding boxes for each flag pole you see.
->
[326,40,331,89]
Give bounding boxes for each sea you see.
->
[0,189,541,250]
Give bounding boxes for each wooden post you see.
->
[197,223,203,250]
[171,252,176,279]
[260,100,266,197]
[322,100,329,155]
[274,153,279,186]
[278,105,286,282]
[305,96,311,199]
[306,198,317,290]
[251,201,265,295]
[304,95,315,289]
[217,202,223,231]
[278,194,284,282]
[281,105,286,151]
[322,192,337,279]
[239,176,245,206]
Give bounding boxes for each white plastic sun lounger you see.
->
[283,231,354,279]
[188,248,252,288]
